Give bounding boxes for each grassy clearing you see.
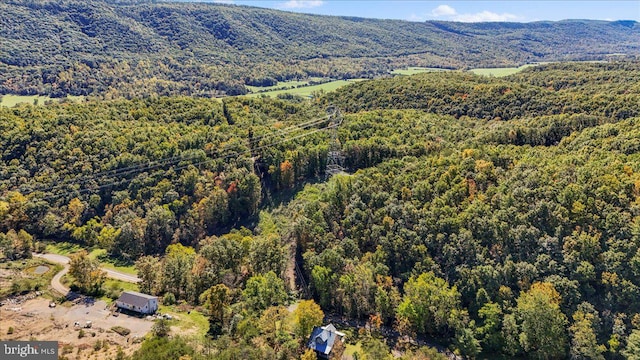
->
[0,258,63,298]
[391,67,450,75]
[245,79,365,98]
[98,260,137,276]
[45,242,83,255]
[246,78,326,93]
[0,95,52,107]
[0,94,84,107]
[159,304,209,338]
[89,249,137,276]
[102,278,140,304]
[246,80,311,93]
[44,242,136,275]
[1,258,63,274]
[344,341,363,359]
[468,64,536,77]
[104,278,139,293]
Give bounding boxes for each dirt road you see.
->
[34,253,140,295]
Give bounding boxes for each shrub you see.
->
[115,347,125,360]
[62,344,73,355]
[163,292,176,305]
[152,319,170,338]
[106,289,120,300]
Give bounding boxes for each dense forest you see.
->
[2,61,640,358]
[1,0,639,97]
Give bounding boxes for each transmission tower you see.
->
[325,106,345,177]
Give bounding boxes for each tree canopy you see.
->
[2,61,640,358]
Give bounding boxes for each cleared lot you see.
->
[1,296,154,359]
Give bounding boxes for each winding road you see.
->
[34,253,140,295]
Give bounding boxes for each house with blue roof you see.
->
[307,323,346,359]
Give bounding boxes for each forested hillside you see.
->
[1,0,638,97]
[325,61,639,121]
[2,62,640,358]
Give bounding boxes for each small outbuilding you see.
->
[115,291,158,315]
[307,323,346,359]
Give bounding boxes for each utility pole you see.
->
[325,106,345,178]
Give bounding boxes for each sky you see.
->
[203,1,640,22]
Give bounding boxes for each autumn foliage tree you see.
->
[69,250,106,296]
[515,282,568,359]
[293,300,324,340]
[396,272,462,337]
[200,284,231,337]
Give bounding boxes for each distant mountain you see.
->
[1,0,638,97]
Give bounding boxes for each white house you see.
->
[115,291,158,315]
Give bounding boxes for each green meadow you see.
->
[246,78,325,93]
[0,94,84,107]
[391,67,451,75]
[468,64,536,77]
[244,79,365,98]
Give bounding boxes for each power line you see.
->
[40,125,332,201]
[31,113,331,194]
[24,109,336,197]
[35,114,336,201]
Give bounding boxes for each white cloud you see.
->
[425,5,519,22]
[431,5,457,17]
[279,0,324,9]
[454,10,519,22]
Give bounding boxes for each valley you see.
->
[1,1,640,359]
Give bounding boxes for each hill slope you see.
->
[324,61,640,121]
[1,0,639,97]
[2,62,640,358]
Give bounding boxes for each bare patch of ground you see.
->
[1,296,154,360]
[0,268,13,290]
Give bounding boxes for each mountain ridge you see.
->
[1,0,638,97]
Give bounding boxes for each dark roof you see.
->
[116,291,157,308]
[307,324,343,355]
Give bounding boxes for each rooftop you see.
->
[116,291,157,308]
[307,324,345,356]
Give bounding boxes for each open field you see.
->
[244,79,365,98]
[246,78,325,93]
[0,94,84,107]
[89,249,137,276]
[390,61,601,79]
[468,64,536,77]
[0,95,53,107]
[159,304,209,339]
[391,67,451,75]
[45,242,83,255]
[45,242,137,276]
